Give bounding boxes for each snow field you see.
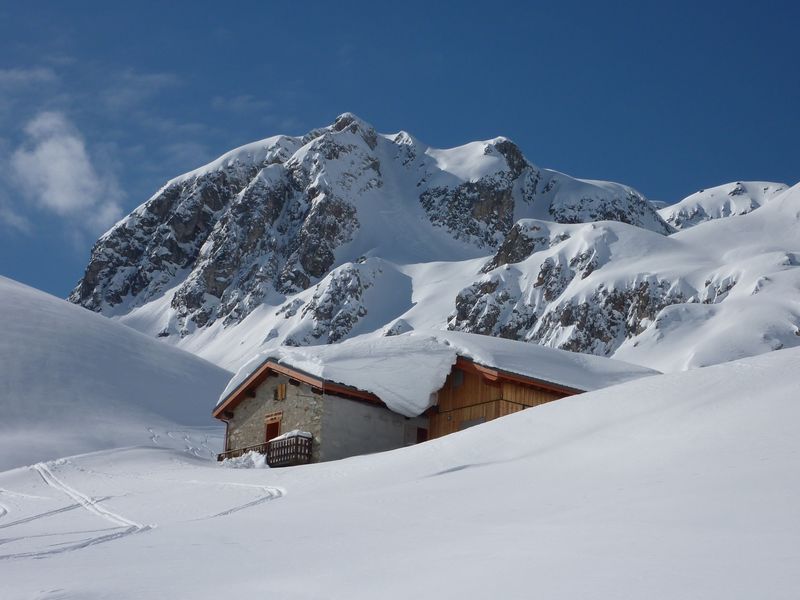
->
[1,346,799,599]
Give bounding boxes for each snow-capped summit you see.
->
[658,181,788,229]
[66,115,798,378]
[70,113,669,335]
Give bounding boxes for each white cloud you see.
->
[9,111,123,232]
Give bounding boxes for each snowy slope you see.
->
[0,276,231,471]
[658,180,788,229]
[452,182,800,371]
[613,181,800,369]
[1,346,798,599]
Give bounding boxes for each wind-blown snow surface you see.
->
[1,347,798,599]
[0,276,231,471]
[221,330,659,417]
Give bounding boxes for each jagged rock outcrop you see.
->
[276,258,412,347]
[447,219,719,356]
[282,261,376,346]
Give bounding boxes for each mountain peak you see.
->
[331,112,374,132]
[70,116,670,338]
[327,112,378,149]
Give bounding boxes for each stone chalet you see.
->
[213,331,657,466]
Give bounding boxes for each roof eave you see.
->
[212,358,384,419]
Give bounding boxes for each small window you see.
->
[416,427,428,443]
[274,383,287,401]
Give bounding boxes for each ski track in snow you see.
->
[0,501,101,530]
[0,465,285,560]
[0,487,48,500]
[176,479,285,519]
[0,524,150,560]
[204,486,284,518]
[32,463,144,529]
[0,463,153,561]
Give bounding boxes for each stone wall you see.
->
[225,372,429,463]
[226,373,324,462]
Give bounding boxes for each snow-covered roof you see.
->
[217,331,659,418]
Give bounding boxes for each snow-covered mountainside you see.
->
[0,276,231,471]
[70,113,669,336]
[67,114,798,376]
[2,346,798,599]
[658,180,788,229]
[96,181,799,375]
[451,182,800,371]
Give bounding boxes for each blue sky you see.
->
[1,1,798,297]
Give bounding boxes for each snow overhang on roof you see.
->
[214,331,660,419]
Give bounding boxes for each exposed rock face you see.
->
[272,257,411,347]
[70,113,670,337]
[420,173,518,248]
[448,220,705,356]
[71,137,299,318]
[481,221,571,273]
[283,261,376,346]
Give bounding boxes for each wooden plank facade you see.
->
[428,359,569,438]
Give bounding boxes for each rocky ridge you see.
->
[70,113,670,336]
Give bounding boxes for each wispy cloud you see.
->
[9,111,124,232]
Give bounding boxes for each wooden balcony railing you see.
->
[267,435,313,467]
[217,434,313,467]
[217,442,269,462]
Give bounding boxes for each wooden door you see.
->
[265,419,281,442]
